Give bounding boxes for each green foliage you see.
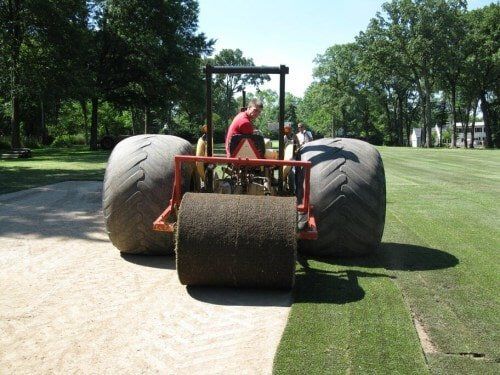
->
[98,102,133,136]
[297,82,333,135]
[51,134,86,148]
[23,136,42,149]
[0,0,212,149]
[299,1,498,148]
[251,89,279,135]
[1,1,497,149]
[207,49,270,128]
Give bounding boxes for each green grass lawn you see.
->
[1,145,498,374]
[0,147,110,194]
[274,147,500,374]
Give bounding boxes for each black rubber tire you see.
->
[103,135,193,254]
[298,138,386,256]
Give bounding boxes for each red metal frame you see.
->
[153,155,317,240]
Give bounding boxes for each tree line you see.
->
[0,0,213,149]
[300,0,499,148]
[0,0,498,149]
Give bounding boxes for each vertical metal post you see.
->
[205,65,213,192]
[242,89,246,108]
[205,65,213,156]
[278,65,286,193]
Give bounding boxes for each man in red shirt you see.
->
[225,98,263,156]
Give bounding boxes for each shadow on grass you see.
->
[120,253,175,270]
[293,256,394,305]
[293,243,458,304]
[332,242,460,271]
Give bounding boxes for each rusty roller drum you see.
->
[176,193,297,288]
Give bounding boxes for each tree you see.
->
[96,0,212,138]
[0,0,89,148]
[357,14,416,145]
[298,82,337,136]
[434,1,468,147]
[208,49,270,127]
[370,0,468,147]
[466,3,499,148]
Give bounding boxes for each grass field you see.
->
[274,147,500,374]
[1,145,498,374]
[0,147,110,194]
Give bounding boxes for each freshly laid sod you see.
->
[274,147,500,374]
[0,147,110,194]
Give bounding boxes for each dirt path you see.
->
[0,181,291,374]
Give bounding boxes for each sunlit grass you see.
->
[0,146,110,194]
[274,147,500,374]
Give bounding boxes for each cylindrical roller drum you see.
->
[176,193,297,288]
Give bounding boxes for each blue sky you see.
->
[197,0,494,97]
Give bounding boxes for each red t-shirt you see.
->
[225,111,254,156]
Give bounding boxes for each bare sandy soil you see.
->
[0,181,291,375]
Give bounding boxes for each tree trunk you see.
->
[480,91,493,148]
[450,87,457,148]
[9,0,22,149]
[11,95,21,148]
[462,103,471,149]
[80,100,89,144]
[131,107,142,135]
[144,106,149,134]
[341,107,348,136]
[424,78,432,148]
[469,99,478,149]
[382,98,393,144]
[40,99,50,145]
[90,97,98,150]
[415,82,426,147]
[396,94,404,146]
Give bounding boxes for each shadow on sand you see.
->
[120,253,176,270]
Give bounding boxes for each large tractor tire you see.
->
[298,138,386,257]
[103,135,193,254]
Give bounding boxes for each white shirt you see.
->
[296,130,312,146]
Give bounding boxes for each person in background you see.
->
[283,124,299,193]
[283,124,299,149]
[225,98,263,157]
[296,123,313,146]
[195,124,209,180]
[294,123,312,210]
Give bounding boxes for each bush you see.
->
[51,134,87,148]
[71,133,86,145]
[51,135,73,148]
[23,136,42,149]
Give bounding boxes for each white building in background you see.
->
[410,128,422,147]
[411,126,442,147]
[456,122,486,147]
